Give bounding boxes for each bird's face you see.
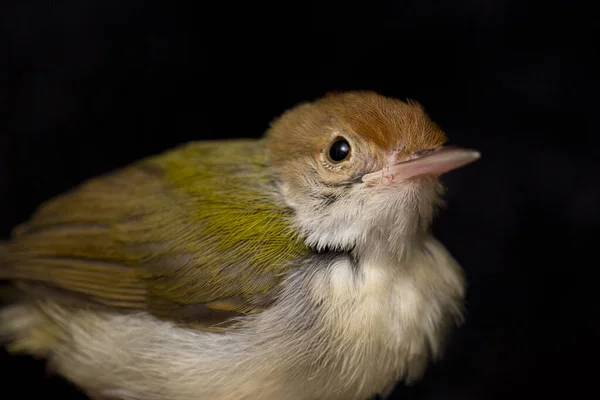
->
[266,91,479,254]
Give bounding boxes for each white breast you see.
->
[306,236,466,396]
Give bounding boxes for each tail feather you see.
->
[0,303,36,339]
[0,302,59,358]
[0,242,37,350]
[0,303,32,346]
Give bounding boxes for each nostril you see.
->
[413,148,437,157]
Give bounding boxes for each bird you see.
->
[0,90,480,400]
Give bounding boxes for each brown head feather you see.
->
[265,90,447,187]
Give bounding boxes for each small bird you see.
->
[0,91,479,400]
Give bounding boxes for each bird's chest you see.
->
[326,253,431,351]
[309,248,455,390]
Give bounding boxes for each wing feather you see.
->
[0,140,307,328]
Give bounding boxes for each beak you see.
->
[362,146,481,184]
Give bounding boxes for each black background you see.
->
[1,1,598,399]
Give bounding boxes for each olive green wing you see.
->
[0,140,308,328]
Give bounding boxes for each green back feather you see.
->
[2,140,308,326]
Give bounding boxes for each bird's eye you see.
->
[328,138,351,163]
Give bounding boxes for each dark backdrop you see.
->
[1,1,598,399]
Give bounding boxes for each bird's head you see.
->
[266,91,480,256]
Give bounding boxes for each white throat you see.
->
[284,178,444,260]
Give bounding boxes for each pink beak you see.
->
[362,146,481,184]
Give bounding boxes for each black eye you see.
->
[328,138,351,162]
